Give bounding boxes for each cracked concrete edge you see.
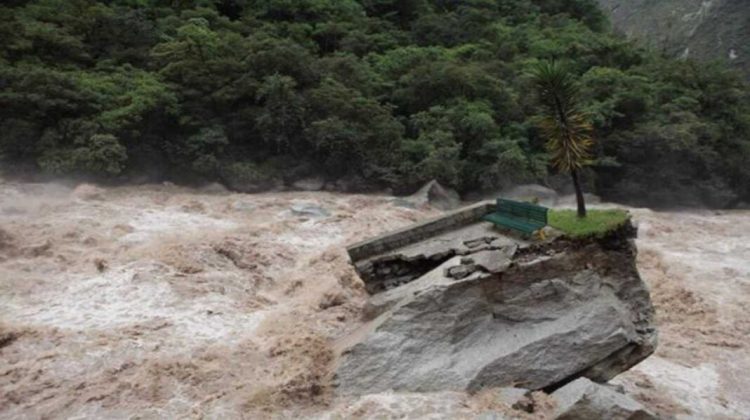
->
[346,200,496,262]
[363,246,518,319]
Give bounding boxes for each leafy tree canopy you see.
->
[0,0,748,207]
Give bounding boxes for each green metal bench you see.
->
[483,198,548,236]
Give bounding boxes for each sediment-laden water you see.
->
[0,181,747,418]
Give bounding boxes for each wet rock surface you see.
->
[292,177,326,191]
[551,377,657,420]
[393,180,461,211]
[597,0,750,81]
[336,222,657,396]
[290,203,331,218]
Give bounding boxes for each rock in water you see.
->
[400,180,461,210]
[200,182,229,194]
[334,222,657,395]
[71,184,106,201]
[551,377,657,420]
[290,203,330,218]
[292,177,325,191]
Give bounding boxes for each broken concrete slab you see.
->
[445,247,517,280]
[354,221,524,294]
[552,377,657,420]
[464,248,516,274]
[362,246,517,320]
[346,201,497,262]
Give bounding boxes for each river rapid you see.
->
[0,181,748,419]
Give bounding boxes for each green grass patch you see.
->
[548,209,630,239]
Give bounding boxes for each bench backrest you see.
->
[496,198,548,224]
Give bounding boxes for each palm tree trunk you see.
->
[571,169,587,218]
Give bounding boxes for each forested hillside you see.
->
[1,0,749,207]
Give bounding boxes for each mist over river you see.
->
[1,180,748,419]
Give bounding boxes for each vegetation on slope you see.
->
[1,0,749,207]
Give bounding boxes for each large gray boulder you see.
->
[397,180,461,210]
[334,222,657,395]
[552,377,657,420]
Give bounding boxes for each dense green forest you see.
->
[1,0,749,207]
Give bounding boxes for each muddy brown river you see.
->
[1,181,748,419]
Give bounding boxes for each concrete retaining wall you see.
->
[347,200,496,262]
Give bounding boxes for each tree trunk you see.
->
[571,169,587,218]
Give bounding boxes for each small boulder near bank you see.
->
[199,182,229,194]
[395,180,461,210]
[335,216,657,396]
[290,203,330,218]
[71,184,106,201]
[552,378,657,420]
[292,177,325,191]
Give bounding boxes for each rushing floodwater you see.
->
[0,181,748,419]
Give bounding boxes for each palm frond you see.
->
[532,61,593,172]
[533,61,579,115]
[540,113,593,171]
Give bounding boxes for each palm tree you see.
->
[533,61,594,218]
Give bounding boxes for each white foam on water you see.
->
[317,391,471,419]
[273,220,344,251]
[3,180,750,419]
[0,262,266,348]
[118,207,238,244]
[628,356,739,419]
